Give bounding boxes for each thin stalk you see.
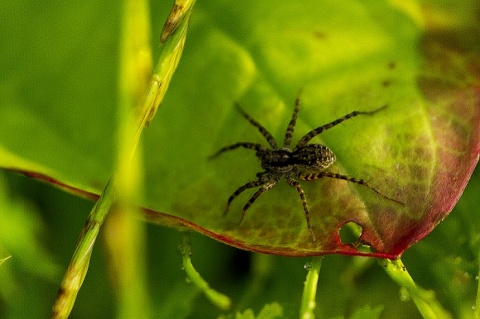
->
[52,178,115,319]
[106,0,153,316]
[300,256,323,319]
[379,258,451,319]
[138,0,196,130]
[180,236,231,310]
[51,1,196,318]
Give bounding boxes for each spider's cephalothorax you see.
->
[210,93,402,239]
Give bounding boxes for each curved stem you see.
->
[379,258,451,319]
[180,236,231,310]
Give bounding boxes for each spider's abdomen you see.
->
[293,144,336,171]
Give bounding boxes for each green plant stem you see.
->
[140,0,196,128]
[180,236,231,310]
[106,0,153,316]
[300,256,323,319]
[379,258,451,319]
[52,178,115,319]
[160,0,196,43]
[51,1,196,318]
[104,206,151,319]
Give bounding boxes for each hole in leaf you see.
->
[339,221,363,245]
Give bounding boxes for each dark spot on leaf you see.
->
[388,61,396,69]
[313,31,327,40]
[382,80,392,87]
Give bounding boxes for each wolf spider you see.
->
[210,93,402,239]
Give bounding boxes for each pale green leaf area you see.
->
[1,0,479,318]
[0,0,119,186]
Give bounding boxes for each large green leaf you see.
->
[1,0,479,258]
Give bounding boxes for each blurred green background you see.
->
[1,0,479,318]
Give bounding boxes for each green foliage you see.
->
[332,305,384,319]
[232,303,283,319]
[0,174,60,318]
[347,305,384,319]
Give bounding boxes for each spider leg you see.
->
[298,171,404,205]
[209,142,267,159]
[235,103,279,149]
[296,105,388,148]
[223,176,269,216]
[240,179,278,224]
[283,90,302,147]
[286,177,316,240]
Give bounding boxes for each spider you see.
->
[210,93,402,239]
